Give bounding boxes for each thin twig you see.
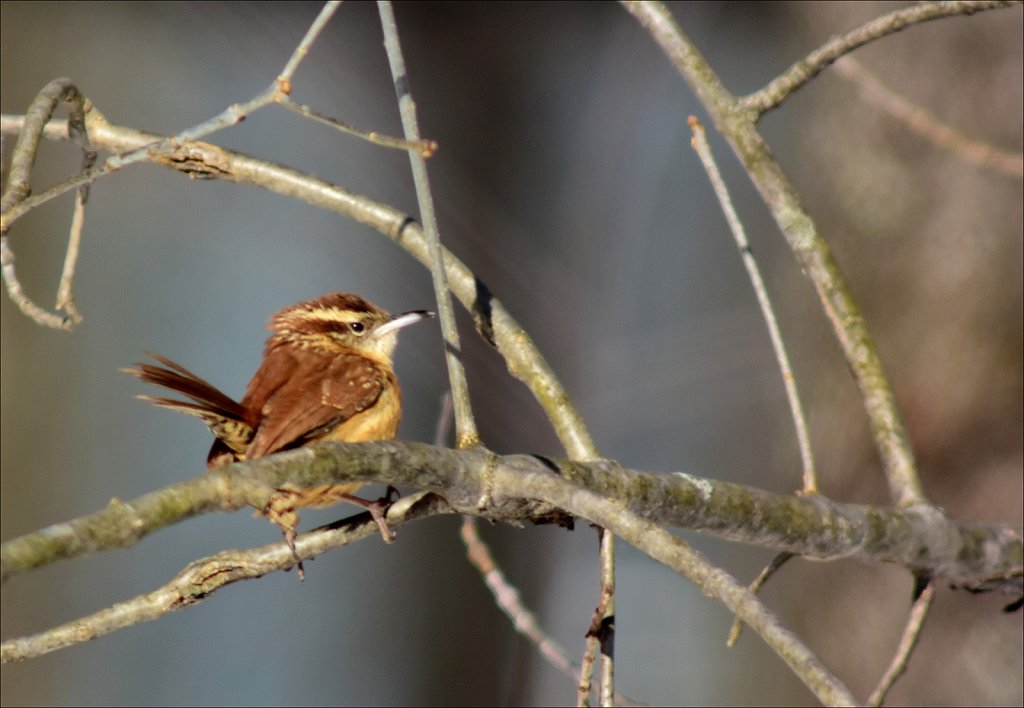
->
[727,552,794,647]
[867,580,936,706]
[598,530,615,707]
[460,518,640,706]
[276,1,342,89]
[578,556,616,707]
[276,95,437,156]
[377,0,479,449]
[1,2,341,233]
[688,117,817,493]
[53,123,97,325]
[834,56,1023,179]
[740,0,1015,117]
[460,517,576,684]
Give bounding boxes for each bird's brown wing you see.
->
[243,346,385,458]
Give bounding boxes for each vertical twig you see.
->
[53,116,98,326]
[377,0,479,448]
[688,117,817,494]
[597,533,615,707]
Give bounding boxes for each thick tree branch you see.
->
[4,442,1020,591]
[4,445,875,703]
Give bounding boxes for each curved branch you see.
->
[739,0,1016,117]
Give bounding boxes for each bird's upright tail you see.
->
[122,351,253,456]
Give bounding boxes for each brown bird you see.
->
[123,292,434,573]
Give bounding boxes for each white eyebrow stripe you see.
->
[288,307,368,324]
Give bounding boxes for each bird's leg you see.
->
[335,486,400,543]
[262,491,306,580]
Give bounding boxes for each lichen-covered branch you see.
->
[4,442,1019,592]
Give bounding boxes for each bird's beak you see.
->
[373,309,435,338]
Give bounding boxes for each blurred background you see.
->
[2,1,1020,705]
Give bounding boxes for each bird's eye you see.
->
[349,322,365,334]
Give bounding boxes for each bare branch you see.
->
[276,1,342,88]
[378,0,480,449]
[276,95,436,155]
[740,1,1017,117]
[4,443,1019,594]
[3,444,865,703]
[0,2,340,232]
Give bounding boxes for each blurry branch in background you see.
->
[727,552,794,647]
[833,56,1024,179]
[737,0,1016,117]
[0,78,94,330]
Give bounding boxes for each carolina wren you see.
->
[123,292,434,570]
